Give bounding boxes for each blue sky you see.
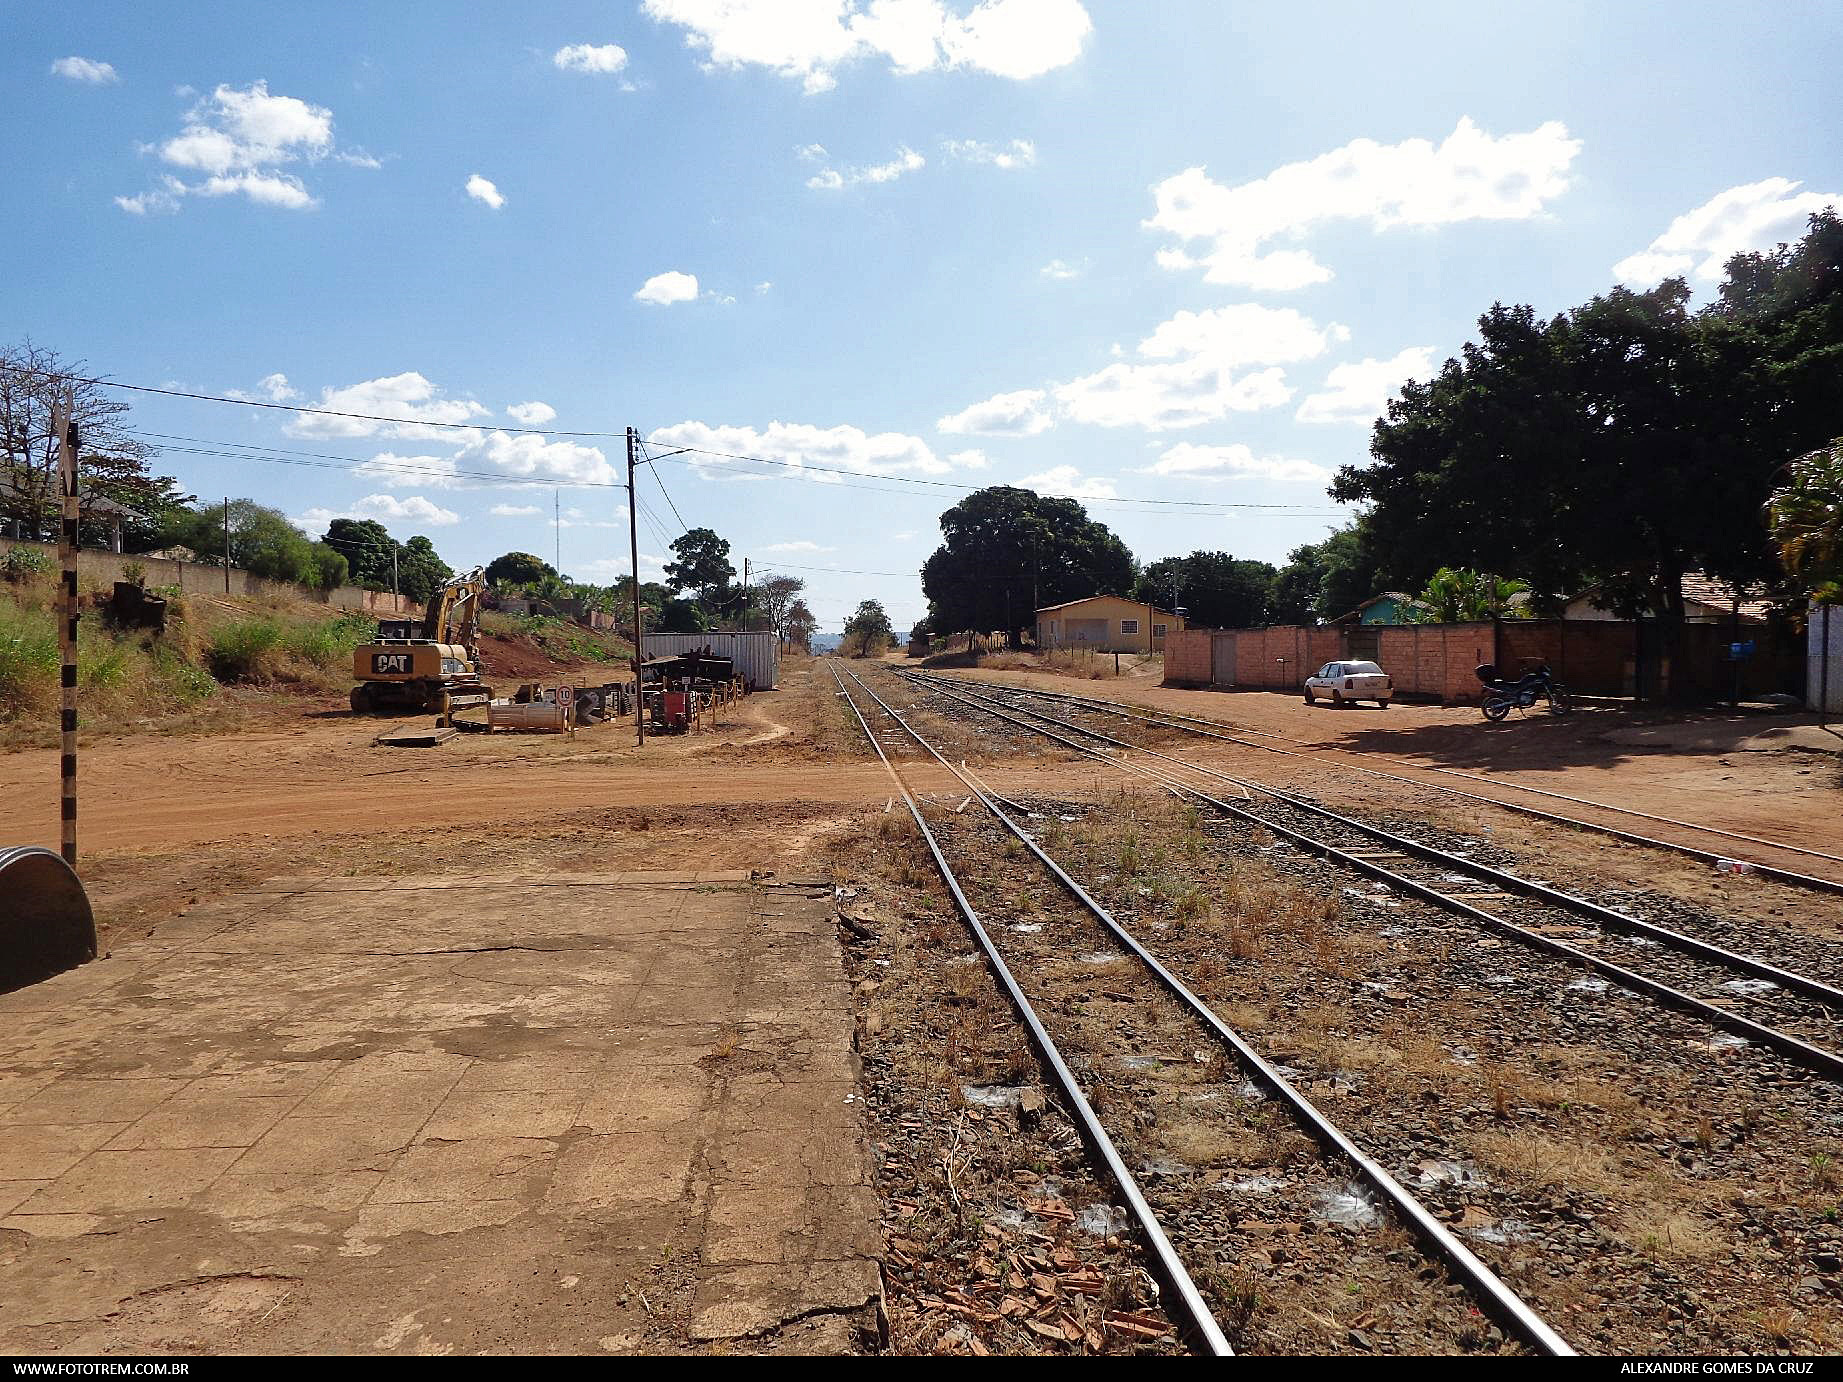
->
[8,1,1841,631]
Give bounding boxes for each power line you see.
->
[72,374,1348,517]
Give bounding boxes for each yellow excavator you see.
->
[350,568,494,718]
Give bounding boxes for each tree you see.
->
[161,499,344,587]
[1269,519,1387,623]
[922,486,1135,643]
[1417,567,1530,623]
[1134,552,1277,629]
[322,518,396,587]
[484,551,556,588]
[841,599,894,658]
[664,528,735,607]
[1767,435,1843,603]
[756,574,806,647]
[784,598,818,653]
[1335,212,1843,694]
[1,340,189,547]
[396,534,453,605]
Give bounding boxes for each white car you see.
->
[1304,659,1393,707]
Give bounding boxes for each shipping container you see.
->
[640,632,780,690]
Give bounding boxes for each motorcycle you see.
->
[1476,662,1571,721]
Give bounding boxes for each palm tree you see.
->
[1418,567,1530,622]
[1766,436,1843,604]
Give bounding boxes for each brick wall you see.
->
[1163,628,1214,685]
[1376,623,1495,702]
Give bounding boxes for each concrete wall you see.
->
[1808,604,1842,713]
[2,537,416,615]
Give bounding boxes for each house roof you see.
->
[1568,573,1774,621]
[1035,595,1179,619]
[1332,591,1435,623]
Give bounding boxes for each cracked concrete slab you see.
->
[0,872,879,1354]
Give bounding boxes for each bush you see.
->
[3,547,53,582]
[0,603,58,713]
[207,617,286,681]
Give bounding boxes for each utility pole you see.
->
[54,391,79,867]
[554,491,562,575]
[742,557,749,632]
[391,545,399,605]
[627,427,645,748]
[222,497,231,593]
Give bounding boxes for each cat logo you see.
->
[373,652,412,675]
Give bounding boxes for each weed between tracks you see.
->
[826,808,1183,1356]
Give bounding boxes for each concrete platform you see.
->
[0,871,879,1354]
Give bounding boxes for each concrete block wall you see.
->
[1,537,416,616]
[1812,605,1843,713]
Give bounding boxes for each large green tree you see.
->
[162,499,346,589]
[1333,215,1843,682]
[841,599,895,658]
[1767,435,1843,603]
[1134,551,1277,629]
[921,486,1136,642]
[664,527,735,607]
[1270,518,1387,623]
[484,550,556,588]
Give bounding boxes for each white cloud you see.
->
[1040,257,1084,279]
[1614,178,1842,286]
[648,419,948,479]
[51,57,118,84]
[120,81,352,212]
[635,270,700,304]
[806,145,924,190]
[1296,346,1437,425]
[553,43,630,74]
[286,372,491,440]
[754,280,773,294]
[465,173,505,209]
[506,401,557,425]
[301,493,461,529]
[947,448,991,469]
[760,540,836,553]
[1053,303,1345,430]
[937,388,1054,436]
[1147,117,1581,291]
[353,452,466,490]
[460,431,619,486]
[795,143,828,161]
[491,504,542,517]
[943,137,1036,169]
[1017,464,1115,500]
[644,0,1091,93]
[258,372,298,402]
[1133,442,1330,484]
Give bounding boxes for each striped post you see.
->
[54,391,79,867]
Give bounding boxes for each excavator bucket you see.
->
[0,846,98,993]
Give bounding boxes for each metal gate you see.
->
[1210,634,1237,687]
[1346,626,1380,662]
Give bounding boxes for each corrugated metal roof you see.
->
[1035,594,1178,618]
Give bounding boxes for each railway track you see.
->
[900,669,1843,896]
[829,661,1574,1356]
[892,668,1843,1084]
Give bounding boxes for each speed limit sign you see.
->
[556,685,574,707]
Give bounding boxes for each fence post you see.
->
[54,392,79,867]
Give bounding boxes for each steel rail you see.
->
[843,667,1575,1355]
[903,673,1843,1011]
[826,662,1234,1357]
[899,670,1843,1084]
[908,670,1843,896]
